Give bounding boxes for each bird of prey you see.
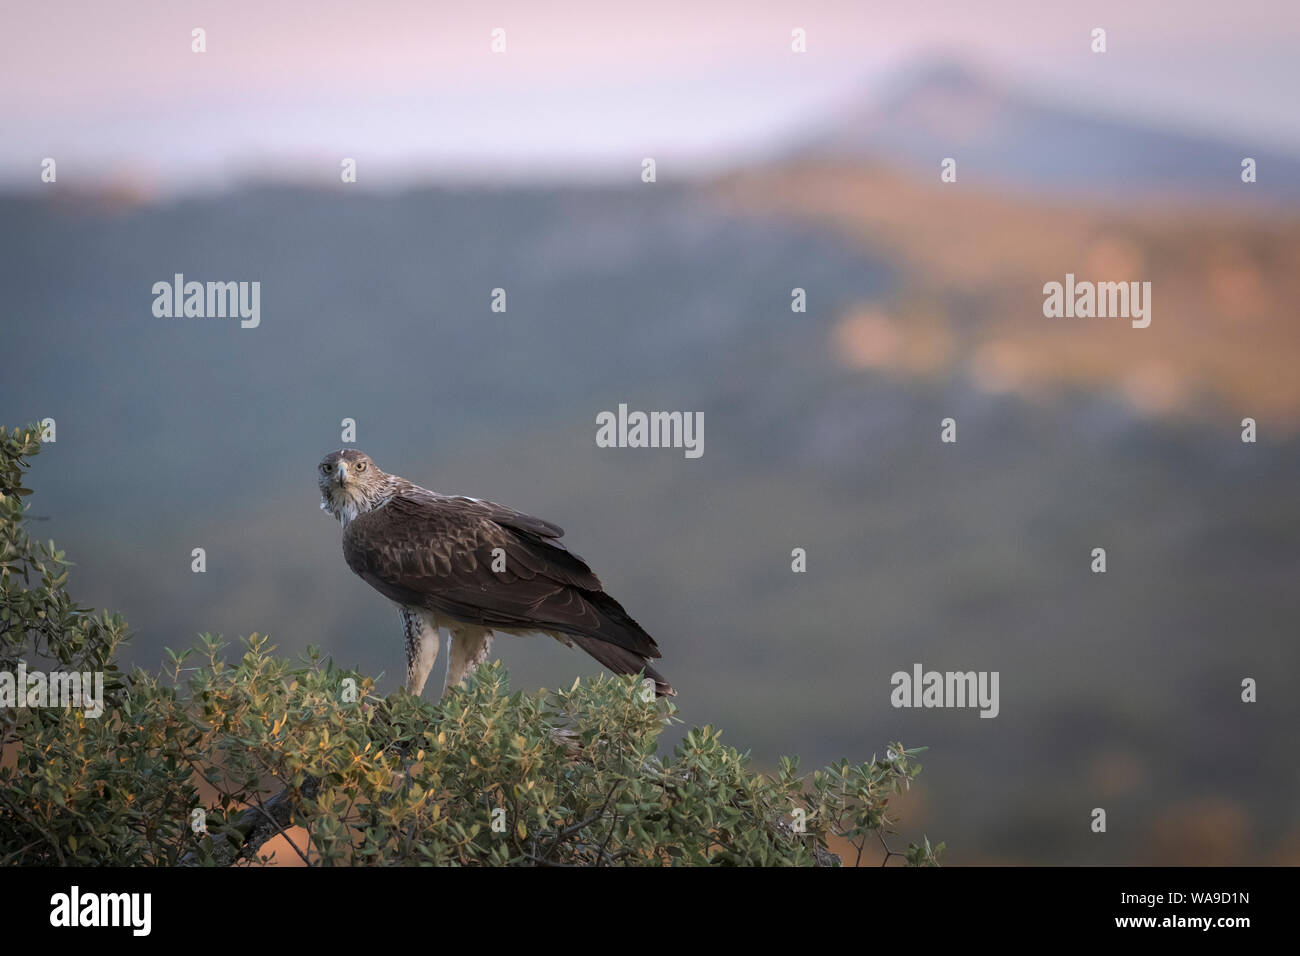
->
[317,449,673,698]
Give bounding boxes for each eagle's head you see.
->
[318,449,392,526]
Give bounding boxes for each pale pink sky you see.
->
[3,0,1297,189]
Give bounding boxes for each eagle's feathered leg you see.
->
[444,625,494,691]
[400,607,441,695]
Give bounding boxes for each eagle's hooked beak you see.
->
[335,461,348,485]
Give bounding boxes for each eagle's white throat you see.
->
[321,475,405,528]
[321,486,371,527]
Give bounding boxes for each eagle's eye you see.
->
[355,461,367,472]
[320,464,331,475]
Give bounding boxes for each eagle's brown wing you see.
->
[342,490,673,695]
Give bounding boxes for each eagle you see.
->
[317,449,673,698]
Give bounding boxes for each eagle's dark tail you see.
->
[568,633,676,697]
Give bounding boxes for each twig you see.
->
[0,790,66,865]
[250,791,311,866]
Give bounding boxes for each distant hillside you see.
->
[794,59,1300,202]
[715,158,1300,430]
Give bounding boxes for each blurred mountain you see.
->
[795,58,1300,202]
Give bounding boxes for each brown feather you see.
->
[341,489,673,694]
